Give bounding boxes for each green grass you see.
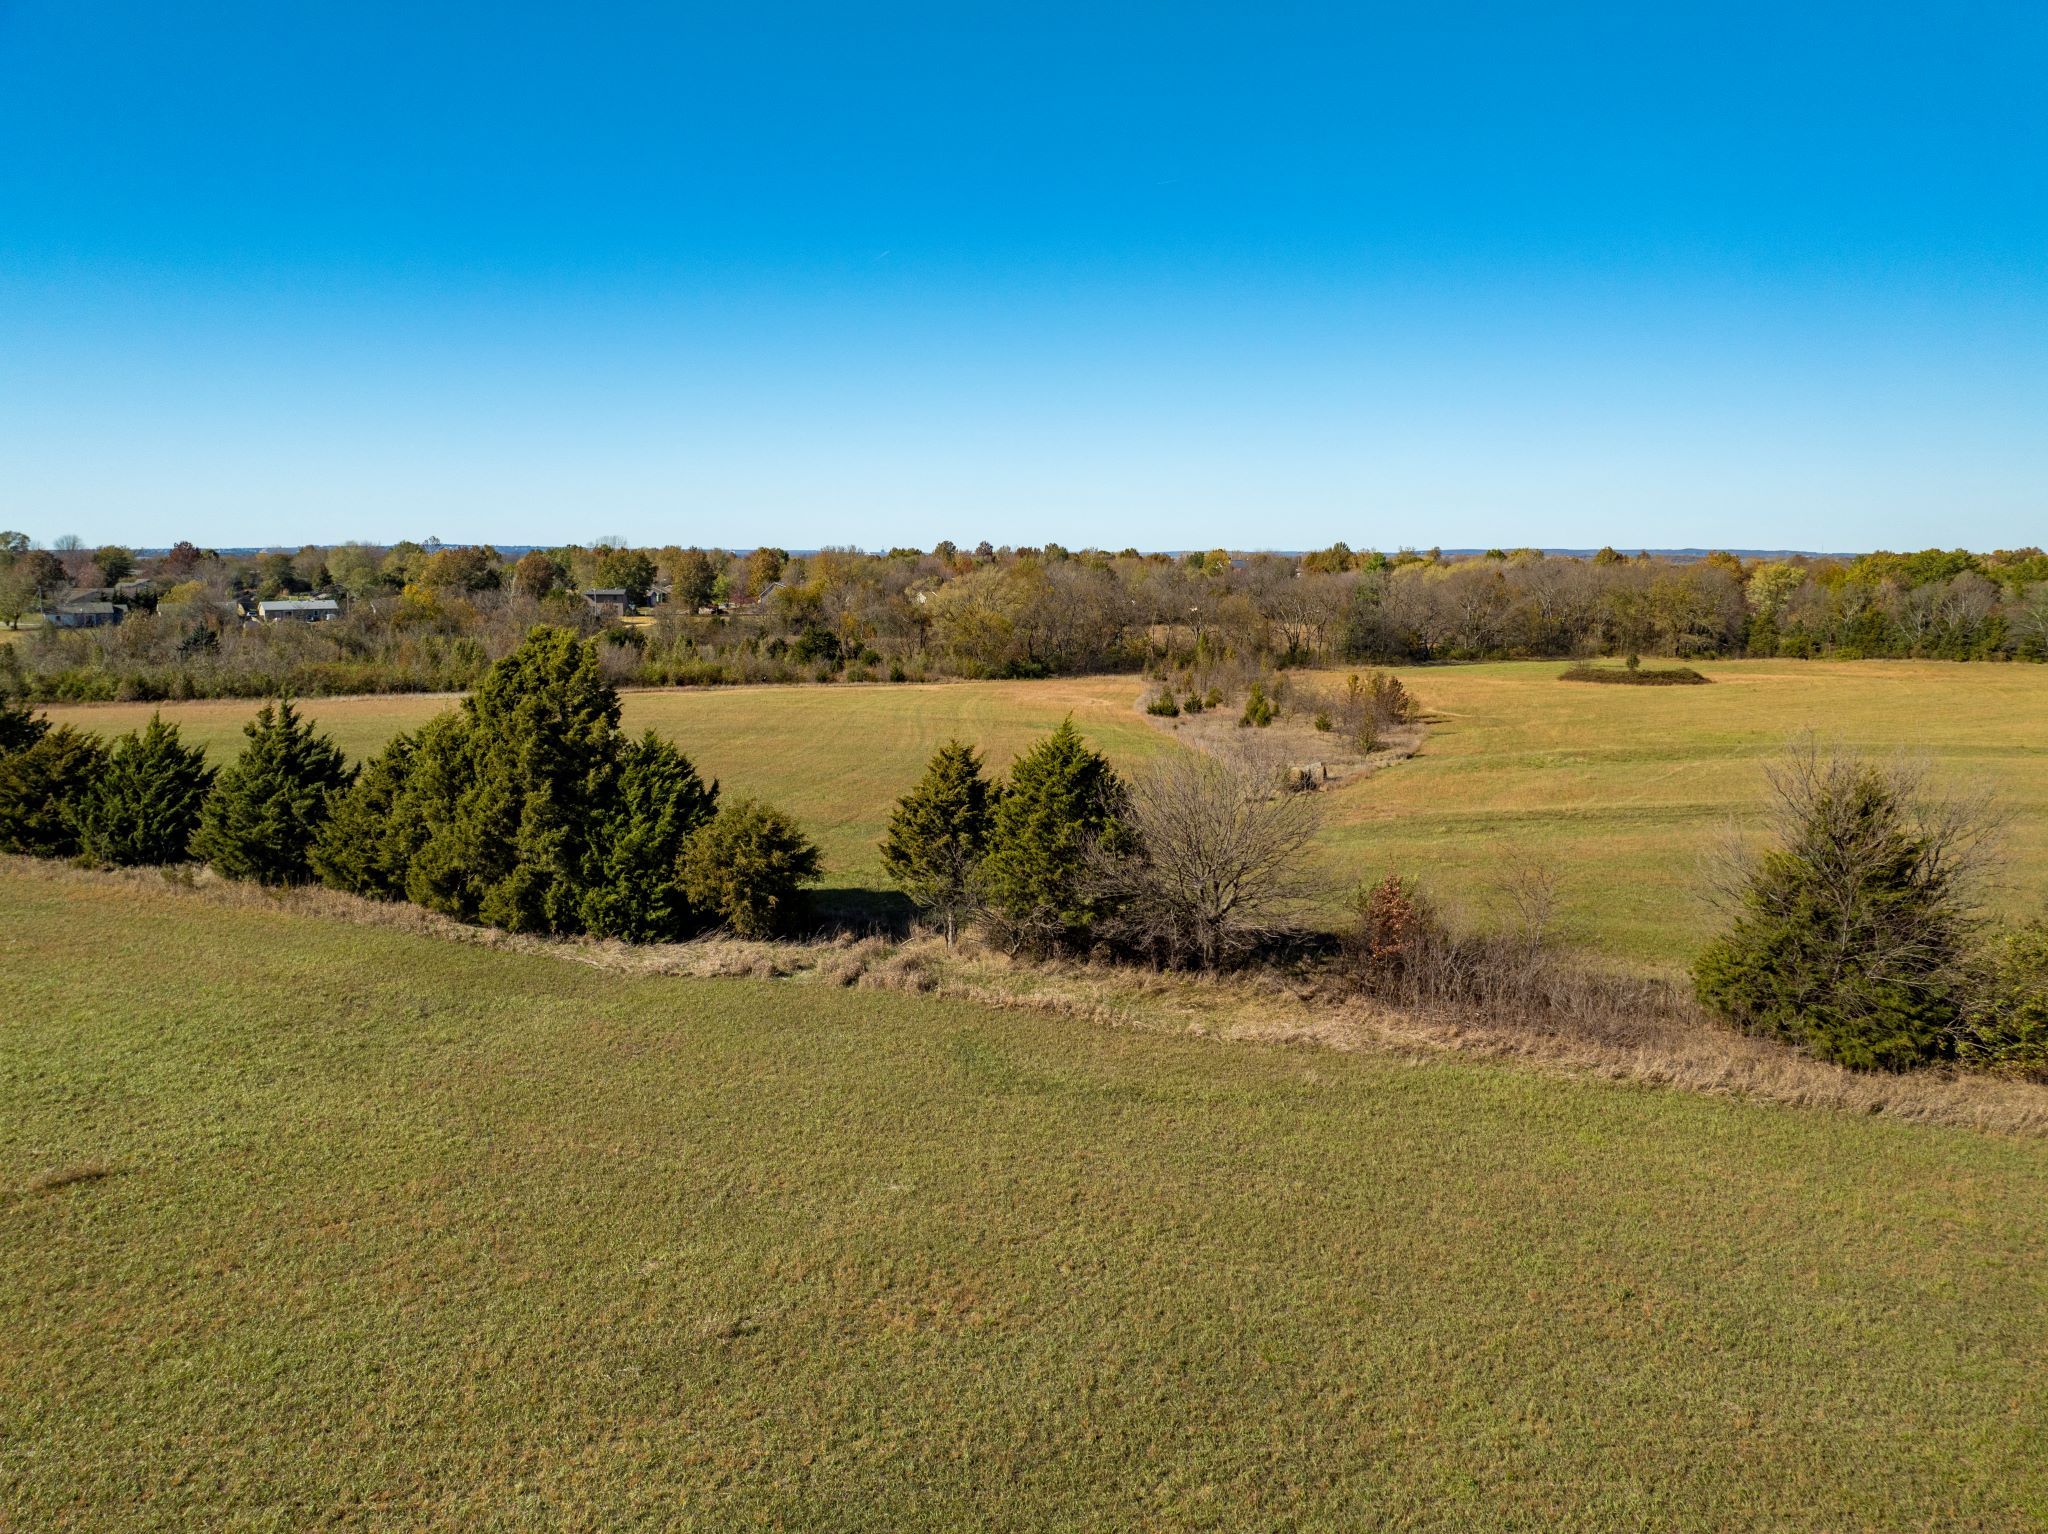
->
[2,872,2045,1530]
[37,659,2048,968]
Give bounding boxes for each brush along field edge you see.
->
[7,857,2043,1137]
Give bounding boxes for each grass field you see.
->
[3,870,2045,1530]
[1314,660,2048,965]
[35,659,2048,968]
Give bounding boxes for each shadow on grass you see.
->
[807,886,920,938]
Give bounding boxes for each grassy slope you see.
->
[3,874,2045,1531]
[36,659,2048,966]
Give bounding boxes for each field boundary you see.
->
[9,855,2045,1138]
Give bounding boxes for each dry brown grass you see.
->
[9,854,2045,1137]
[1144,693,1426,788]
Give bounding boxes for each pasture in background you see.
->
[36,658,2048,969]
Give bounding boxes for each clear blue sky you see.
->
[2,1,2043,552]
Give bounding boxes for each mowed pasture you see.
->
[36,659,2048,968]
[4,870,2046,1530]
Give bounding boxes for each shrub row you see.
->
[0,628,823,939]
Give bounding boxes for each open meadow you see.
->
[38,659,2048,969]
[3,867,2045,1530]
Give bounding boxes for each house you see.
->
[47,601,125,629]
[257,598,341,622]
[583,588,635,617]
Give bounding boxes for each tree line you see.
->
[0,628,823,940]
[4,534,2046,701]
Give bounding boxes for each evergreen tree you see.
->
[578,730,719,941]
[310,729,424,898]
[75,715,216,866]
[389,711,483,913]
[0,726,108,857]
[881,739,996,942]
[980,718,1132,954]
[0,696,48,756]
[680,798,822,938]
[405,627,621,932]
[192,699,353,885]
[1694,752,1976,1070]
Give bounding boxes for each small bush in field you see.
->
[1320,671,1415,753]
[1345,874,1441,991]
[1240,682,1275,728]
[1693,748,1989,1071]
[1203,688,1223,709]
[1313,711,1333,732]
[1183,693,1205,714]
[1145,692,1181,717]
[1357,671,1417,725]
[1959,922,2048,1079]
[681,797,822,938]
[1561,662,1709,686]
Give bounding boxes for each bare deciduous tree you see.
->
[1091,739,1321,968]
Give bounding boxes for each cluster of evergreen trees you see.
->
[881,721,1137,956]
[881,723,2047,1074]
[883,721,1319,969]
[12,636,2041,1078]
[0,703,215,864]
[0,627,821,939]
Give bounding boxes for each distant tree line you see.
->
[3,533,2046,701]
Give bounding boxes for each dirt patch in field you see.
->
[1141,701,1426,789]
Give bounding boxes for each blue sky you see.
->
[2,1,2043,552]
